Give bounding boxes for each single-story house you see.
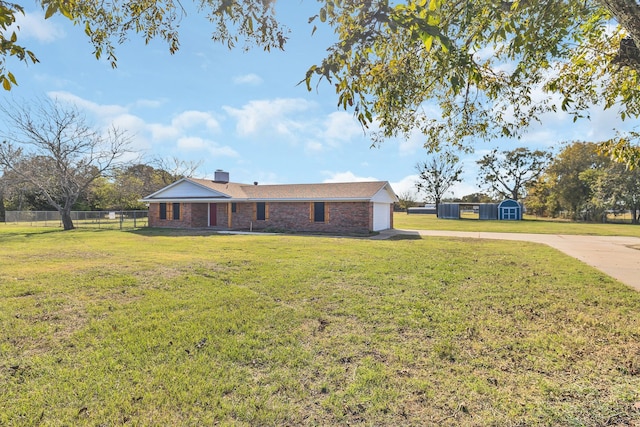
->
[140,171,398,234]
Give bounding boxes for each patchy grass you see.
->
[395,212,640,237]
[1,227,640,425]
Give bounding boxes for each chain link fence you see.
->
[4,210,149,229]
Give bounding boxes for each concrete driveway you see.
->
[379,229,640,292]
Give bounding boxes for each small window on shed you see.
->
[172,203,181,220]
[313,202,325,222]
[159,203,167,220]
[231,202,237,213]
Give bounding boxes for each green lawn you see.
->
[1,227,640,425]
[394,212,640,237]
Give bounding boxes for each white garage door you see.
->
[373,203,391,231]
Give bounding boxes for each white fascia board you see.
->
[245,197,371,202]
[140,197,373,203]
[140,197,232,203]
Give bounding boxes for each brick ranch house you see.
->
[141,171,399,234]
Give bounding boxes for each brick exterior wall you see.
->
[232,201,372,234]
[148,201,381,233]
[148,202,208,228]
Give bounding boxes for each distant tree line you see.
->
[525,142,640,223]
[0,159,199,217]
[413,142,640,224]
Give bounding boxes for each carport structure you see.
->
[438,200,522,220]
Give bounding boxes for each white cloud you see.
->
[233,73,263,85]
[11,11,65,43]
[398,128,426,156]
[47,91,128,119]
[177,137,238,157]
[321,171,379,183]
[44,92,235,159]
[322,111,362,144]
[172,110,220,132]
[134,99,165,109]
[148,123,180,140]
[223,98,315,137]
[390,175,420,198]
[305,140,324,153]
[177,136,207,149]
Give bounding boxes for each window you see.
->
[313,202,325,222]
[159,202,180,220]
[231,202,237,213]
[256,202,266,220]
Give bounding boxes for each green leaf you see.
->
[44,3,58,19]
[2,77,11,91]
[421,32,434,51]
[320,8,327,23]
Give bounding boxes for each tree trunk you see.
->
[599,0,640,69]
[0,188,5,223]
[60,207,75,230]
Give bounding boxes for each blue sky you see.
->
[4,2,635,200]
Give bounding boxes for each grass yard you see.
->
[395,212,640,237]
[1,226,640,426]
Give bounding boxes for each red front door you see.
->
[209,203,217,226]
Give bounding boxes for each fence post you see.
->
[133,210,137,228]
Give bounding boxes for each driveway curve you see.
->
[380,229,640,292]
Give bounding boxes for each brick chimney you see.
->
[214,170,229,183]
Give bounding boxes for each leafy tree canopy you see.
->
[477,147,551,201]
[3,1,640,163]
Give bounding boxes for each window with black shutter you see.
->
[256,202,266,220]
[314,202,325,222]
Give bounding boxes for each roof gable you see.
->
[143,178,231,200]
[371,183,399,203]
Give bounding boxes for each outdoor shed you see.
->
[498,199,523,220]
[140,171,398,234]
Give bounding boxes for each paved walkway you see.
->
[376,229,640,291]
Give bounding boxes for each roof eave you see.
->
[140,197,376,203]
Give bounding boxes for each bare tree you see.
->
[415,151,463,217]
[396,190,420,212]
[0,98,132,230]
[152,156,203,185]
